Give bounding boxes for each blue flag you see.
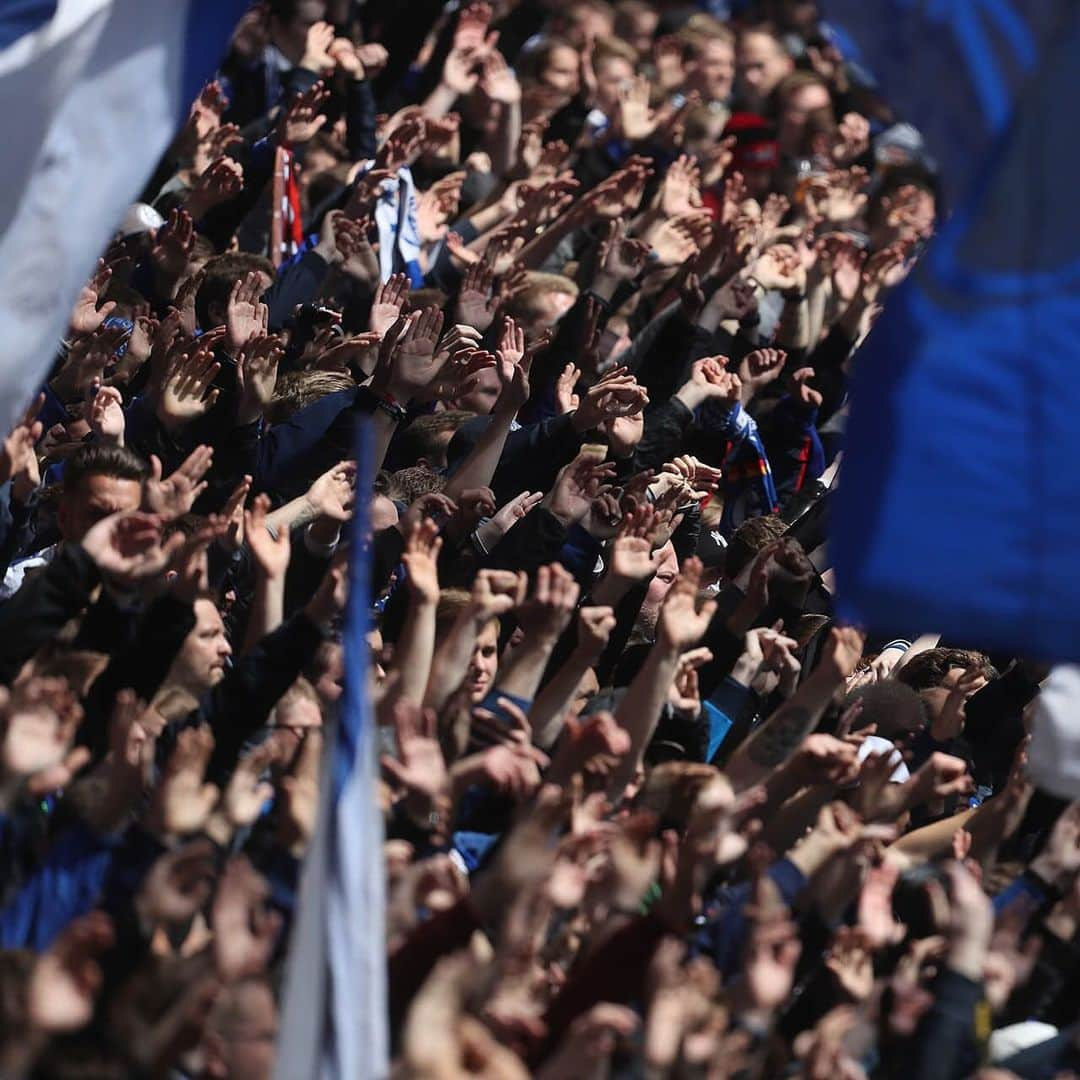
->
[274,421,388,1080]
[827,1,1080,660]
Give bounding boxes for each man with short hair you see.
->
[736,26,795,113]
[1,444,149,599]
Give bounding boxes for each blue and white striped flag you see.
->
[0,0,245,428]
[275,420,389,1080]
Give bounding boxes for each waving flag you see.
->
[275,421,388,1080]
[0,0,245,429]
[828,1,1080,660]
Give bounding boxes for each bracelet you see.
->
[372,391,407,424]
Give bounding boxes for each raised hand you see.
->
[657,153,702,217]
[304,459,357,522]
[616,75,659,142]
[212,856,283,980]
[542,445,616,527]
[80,510,186,585]
[516,562,580,642]
[743,874,802,1010]
[597,218,651,280]
[752,243,803,291]
[280,80,330,144]
[369,272,410,338]
[657,558,717,651]
[226,271,268,352]
[1,677,88,800]
[277,728,322,855]
[150,207,194,282]
[0,393,44,488]
[382,306,447,402]
[147,725,219,838]
[88,384,126,445]
[480,48,521,104]
[245,493,291,580]
[789,366,823,409]
[402,518,443,606]
[644,215,700,267]
[554,362,580,416]
[738,346,787,401]
[661,454,722,499]
[27,912,115,1034]
[188,156,244,216]
[471,568,528,620]
[156,334,222,430]
[494,314,529,412]
[70,260,116,336]
[134,839,217,929]
[300,19,336,73]
[54,323,130,400]
[236,333,284,425]
[455,262,498,332]
[144,444,214,521]
[331,213,380,286]
[381,701,451,840]
[675,355,741,412]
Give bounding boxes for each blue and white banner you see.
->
[274,421,388,1080]
[828,1,1080,660]
[0,0,245,429]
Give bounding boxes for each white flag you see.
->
[0,0,244,428]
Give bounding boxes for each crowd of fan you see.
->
[1,0,1078,1077]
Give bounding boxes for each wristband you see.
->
[372,390,407,424]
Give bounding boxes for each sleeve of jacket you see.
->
[0,545,101,683]
[345,76,379,161]
[79,593,197,757]
[487,415,585,506]
[761,395,825,506]
[197,135,278,252]
[481,508,568,576]
[0,823,123,951]
[903,969,984,1080]
[262,249,331,331]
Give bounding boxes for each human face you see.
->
[270,0,326,63]
[542,45,581,96]
[170,598,232,694]
[58,473,142,543]
[466,621,500,702]
[529,290,577,333]
[778,83,831,154]
[593,56,634,116]
[634,542,678,639]
[619,10,659,59]
[311,641,345,704]
[371,494,400,532]
[418,427,457,471]
[454,365,502,415]
[562,4,614,49]
[695,39,735,103]
[570,667,599,719]
[737,32,793,110]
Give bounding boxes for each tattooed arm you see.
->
[724,627,863,791]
